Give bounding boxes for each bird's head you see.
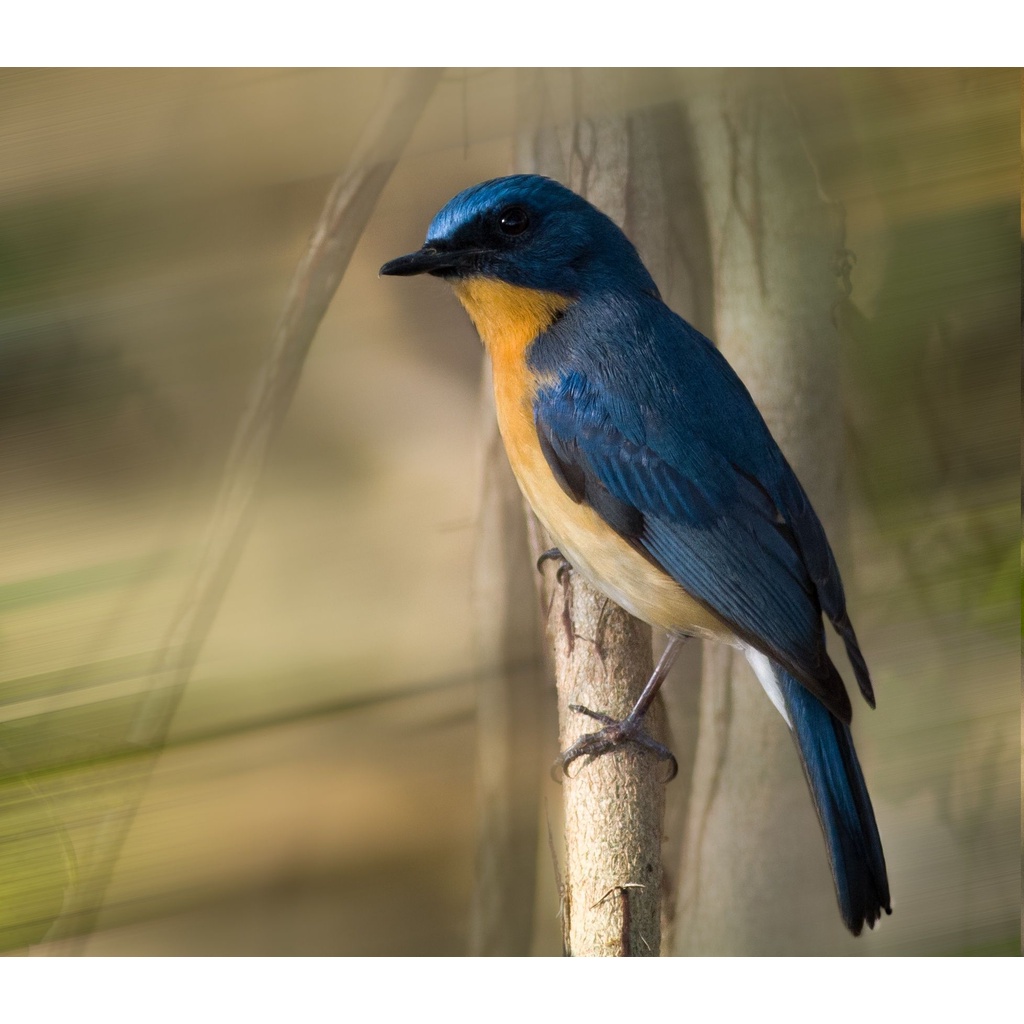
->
[380,175,657,298]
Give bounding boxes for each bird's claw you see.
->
[536,547,563,572]
[551,703,678,783]
[536,548,572,584]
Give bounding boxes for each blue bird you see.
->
[381,174,891,935]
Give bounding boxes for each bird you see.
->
[380,173,891,935]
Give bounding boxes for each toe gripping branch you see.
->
[552,634,688,783]
[536,547,572,585]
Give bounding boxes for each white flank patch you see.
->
[743,646,792,729]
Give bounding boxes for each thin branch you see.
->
[516,69,669,957]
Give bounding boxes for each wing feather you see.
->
[535,372,853,723]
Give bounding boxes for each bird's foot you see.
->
[553,704,678,783]
[536,547,572,584]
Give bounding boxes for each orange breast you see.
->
[452,277,734,641]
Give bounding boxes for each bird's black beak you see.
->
[379,245,460,278]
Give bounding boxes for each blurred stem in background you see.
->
[674,71,853,953]
[31,68,443,950]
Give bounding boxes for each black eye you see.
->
[498,205,530,236]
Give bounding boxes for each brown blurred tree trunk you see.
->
[672,71,853,954]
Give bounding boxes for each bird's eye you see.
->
[498,205,530,236]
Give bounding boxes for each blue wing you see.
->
[531,295,873,722]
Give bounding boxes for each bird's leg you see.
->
[554,634,689,782]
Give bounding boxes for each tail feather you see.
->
[834,611,876,708]
[777,665,891,935]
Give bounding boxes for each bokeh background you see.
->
[0,68,1018,955]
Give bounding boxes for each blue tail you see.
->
[779,667,891,935]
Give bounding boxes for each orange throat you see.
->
[452,277,570,440]
[452,277,571,368]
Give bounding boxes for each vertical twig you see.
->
[513,68,670,957]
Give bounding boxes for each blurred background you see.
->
[0,68,1018,955]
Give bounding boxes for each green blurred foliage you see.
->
[0,773,74,949]
[843,201,1018,631]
